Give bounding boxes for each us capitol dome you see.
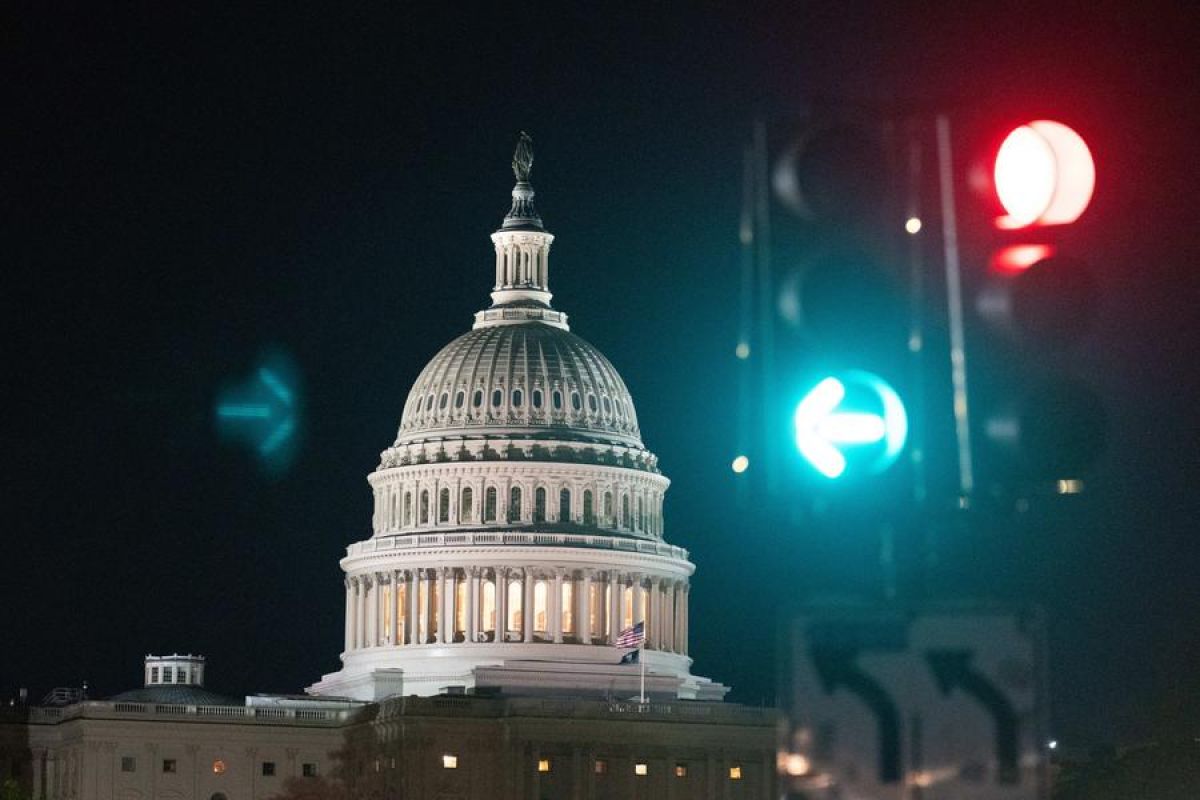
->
[308,134,727,702]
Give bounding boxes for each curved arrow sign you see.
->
[927,649,1020,784]
[793,371,908,479]
[813,648,902,784]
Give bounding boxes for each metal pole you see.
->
[753,120,778,495]
[936,114,975,504]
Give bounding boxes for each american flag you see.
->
[615,621,645,649]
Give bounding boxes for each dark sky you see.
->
[6,3,1198,748]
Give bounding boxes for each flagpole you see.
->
[639,638,645,704]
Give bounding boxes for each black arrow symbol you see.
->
[926,650,1019,784]
[812,648,902,784]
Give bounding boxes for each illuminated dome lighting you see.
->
[308,134,727,703]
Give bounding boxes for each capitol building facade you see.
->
[5,136,773,800]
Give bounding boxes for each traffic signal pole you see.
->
[936,114,976,505]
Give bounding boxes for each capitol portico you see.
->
[309,133,722,701]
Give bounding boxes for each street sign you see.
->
[215,354,300,473]
[793,371,908,479]
[780,605,1048,799]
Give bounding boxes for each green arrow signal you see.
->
[793,372,908,479]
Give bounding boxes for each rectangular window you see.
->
[634,762,648,776]
[537,758,551,773]
[729,765,743,780]
[594,759,608,775]
[442,754,458,770]
[675,763,688,778]
[162,669,174,684]
[261,762,276,777]
[150,667,159,683]
[121,757,136,773]
[302,763,318,778]
[162,759,177,774]
[176,667,186,683]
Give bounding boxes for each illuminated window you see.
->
[121,757,136,773]
[729,765,742,780]
[512,389,523,407]
[675,763,688,778]
[439,488,450,522]
[460,487,473,521]
[442,754,458,770]
[508,579,523,635]
[594,759,608,774]
[562,581,574,635]
[532,389,543,409]
[559,488,571,522]
[634,762,648,776]
[261,762,275,777]
[508,486,522,522]
[212,760,226,775]
[162,760,177,774]
[534,487,546,522]
[534,581,548,633]
[302,763,318,777]
[537,758,551,773]
[485,487,497,521]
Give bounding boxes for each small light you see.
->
[1048,739,1058,750]
[1056,479,1084,495]
[537,758,551,773]
[442,754,458,769]
[735,341,751,360]
[731,455,749,474]
[729,765,743,780]
[783,753,810,776]
[594,759,608,774]
[905,217,922,234]
[634,762,648,776]
[675,763,688,778]
[212,760,226,775]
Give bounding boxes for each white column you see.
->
[467,568,479,643]
[608,571,620,643]
[665,581,677,653]
[647,577,659,650]
[439,569,453,644]
[393,570,402,644]
[523,569,535,643]
[365,575,378,647]
[681,584,689,654]
[495,568,508,642]
[579,570,592,645]
[632,575,644,631]
[422,570,435,644]
[344,579,354,653]
[552,570,564,643]
[406,570,418,645]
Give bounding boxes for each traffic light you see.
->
[965,119,1107,502]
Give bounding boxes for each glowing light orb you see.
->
[904,216,922,234]
[731,455,750,474]
[995,121,1094,228]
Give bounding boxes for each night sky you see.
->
[6,4,1199,749]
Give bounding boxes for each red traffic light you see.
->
[994,121,1095,229]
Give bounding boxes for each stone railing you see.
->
[347,531,689,561]
[28,701,358,726]
[375,695,774,726]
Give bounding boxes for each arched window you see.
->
[532,389,543,409]
[603,396,612,415]
[622,494,631,528]
[439,392,448,410]
[637,496,644,531]
[512,389,523,408]
[389,493,397,528]
[559,489,571,523]
[603,492,614,525]
[420,490,430,525]
[439,488,450,523]
[460,487,473,522]
[508,486,522,522]
[583,490,595,525]
[403,492,412,526]
[492,389,503,407]
[484,487,497,522]
[454,390,465,409]
[553,390,563,410]
[426,393,435,411]
[482,579,496,638]
[562,581,574,635]
[587,394,598,413]
[571,391,582,411]
[534,487,546,522]
[507,579,523,637]
[473,389,483,408]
